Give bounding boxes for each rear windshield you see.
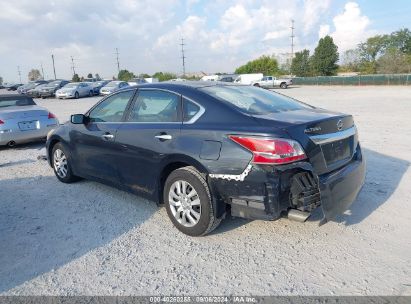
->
[200,85,311,114]
[0,97,36,108]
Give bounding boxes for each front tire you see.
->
[164,166,221,236]
[74,91,79,99]
[52,143,79,183]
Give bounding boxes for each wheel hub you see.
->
[168,180,201,228]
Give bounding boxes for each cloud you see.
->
[329,2,373,51]
[319,24,331,38]
[0,0,379,81]
[303,0,331,33]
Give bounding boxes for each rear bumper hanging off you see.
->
[209,145,366,223]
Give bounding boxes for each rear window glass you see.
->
[0,97,36,108]
[200,85,311,114]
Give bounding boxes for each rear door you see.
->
[70,89,136,184]
[115,89,182,196]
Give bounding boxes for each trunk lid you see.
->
[253,108,358,175]
[0,105,49,120]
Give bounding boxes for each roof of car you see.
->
[134,80,243,90]
[0,94,32,99]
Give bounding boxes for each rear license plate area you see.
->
[322,137,353,165]
[18,120,39,131]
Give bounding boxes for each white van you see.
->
[234,73,263,85]
[200,75,219,81]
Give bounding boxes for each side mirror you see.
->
[71,114,86,124]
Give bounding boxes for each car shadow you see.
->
[334,148,409,226]
[0,141,45,151]
[0,176,156,293]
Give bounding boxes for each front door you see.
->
[115,89,182,198]
[71,89,136,184]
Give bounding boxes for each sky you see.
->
[1,0,410,82]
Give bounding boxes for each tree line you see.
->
[235,28,411,77]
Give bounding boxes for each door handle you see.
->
[101,133,114,141]
[155,134,172,141]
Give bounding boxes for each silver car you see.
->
[55,82,94,99]
[100,81,129,95]
[0,94,59,147]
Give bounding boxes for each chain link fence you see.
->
[292,74,411,86]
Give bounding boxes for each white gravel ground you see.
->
[0,86,410,296]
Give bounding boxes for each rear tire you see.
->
[52,143,79,183]
[89,90,93,97]
[164,166,222,236]
[253,83,260,87]
[280,82,288,89]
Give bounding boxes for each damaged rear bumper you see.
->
[209,145,366,223]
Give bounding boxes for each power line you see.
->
[180,38,186,77]
[40,62,45,80]
[51,54,57,80]
[290,19,295,60]
[115,48,120,73]
[17,66,22,83]
[70,56,76,76]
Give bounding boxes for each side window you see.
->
[88,90,134,123]
[183,99,200,122]
[267,77,273,81]
[128,90,180,123]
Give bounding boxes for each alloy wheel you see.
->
[53,149,68,178]
[168,180,201,227]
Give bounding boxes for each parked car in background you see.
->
[46,82,365,236]
[6,83,24,91]
[234,73,263,85]
[27,84,49,98]
[100,81,129,95]
[252,76,293,89]
[218,75,237,82]
[40,80,70,98]
[17,80,49,94]
[144,78,159,83]
[0,94,58,147]
[91,80,110,95]
[128,78,147,86]
[55,82,94,99]
[200,75,219,81]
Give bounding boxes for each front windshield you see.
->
[106,81,120,87]
[0,97,36,108]
[63,83,78,88]
[48,81,62,86]
[200,85,311,114]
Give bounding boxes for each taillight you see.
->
[0,119,4,124]
[48,112,57,119]
[229,136,306,165]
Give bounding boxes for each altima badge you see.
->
[337,120,344,131]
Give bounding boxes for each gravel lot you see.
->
[1,86,410,296]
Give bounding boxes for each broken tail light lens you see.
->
[48,112,57,119]
[229,136,306,165]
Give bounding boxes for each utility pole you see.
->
[180,38,186,77]
[51,54,57,80]
[70,56,76,76]
[40,62,45,80]
[115,48,120,73]
[290,19,295,73]
[17,66,22,83]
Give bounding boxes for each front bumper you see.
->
[55,92,74,99]
[210,144,365,222]
[40,91,56,98]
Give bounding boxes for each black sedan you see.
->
[46,82,365,236]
